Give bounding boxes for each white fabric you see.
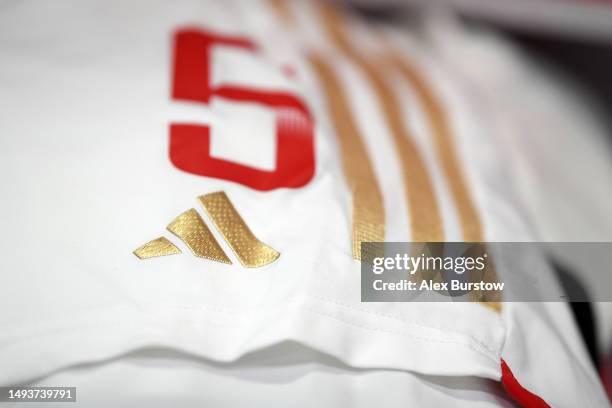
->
[5,346,514,408]
[0,0,608,406]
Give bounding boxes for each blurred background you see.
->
[348,0,612,131]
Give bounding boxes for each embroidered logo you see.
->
[133,191,280,268]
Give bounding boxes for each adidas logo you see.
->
[133,191,280,268]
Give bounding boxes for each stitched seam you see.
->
[304,306,498,363]
[309,294,501,356]
[2,300,499,360]
[2,305,498,366]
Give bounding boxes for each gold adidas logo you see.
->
[133,191,280,268]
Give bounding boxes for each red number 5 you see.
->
[169,28,315,191]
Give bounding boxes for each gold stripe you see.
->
[133,236,181,259]
[391,55,483,241]
[199,192,280,268]
[317,2,443,242]
[269,1,500,311]
[309,54,385,259]
[167,208,232,264]
[266,0,295,26]
[317,2,500,310]
[389,49,502,312]
[268,0,385,259]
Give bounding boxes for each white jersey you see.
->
[0,0,609,406]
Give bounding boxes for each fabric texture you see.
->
[0,0,608,406]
